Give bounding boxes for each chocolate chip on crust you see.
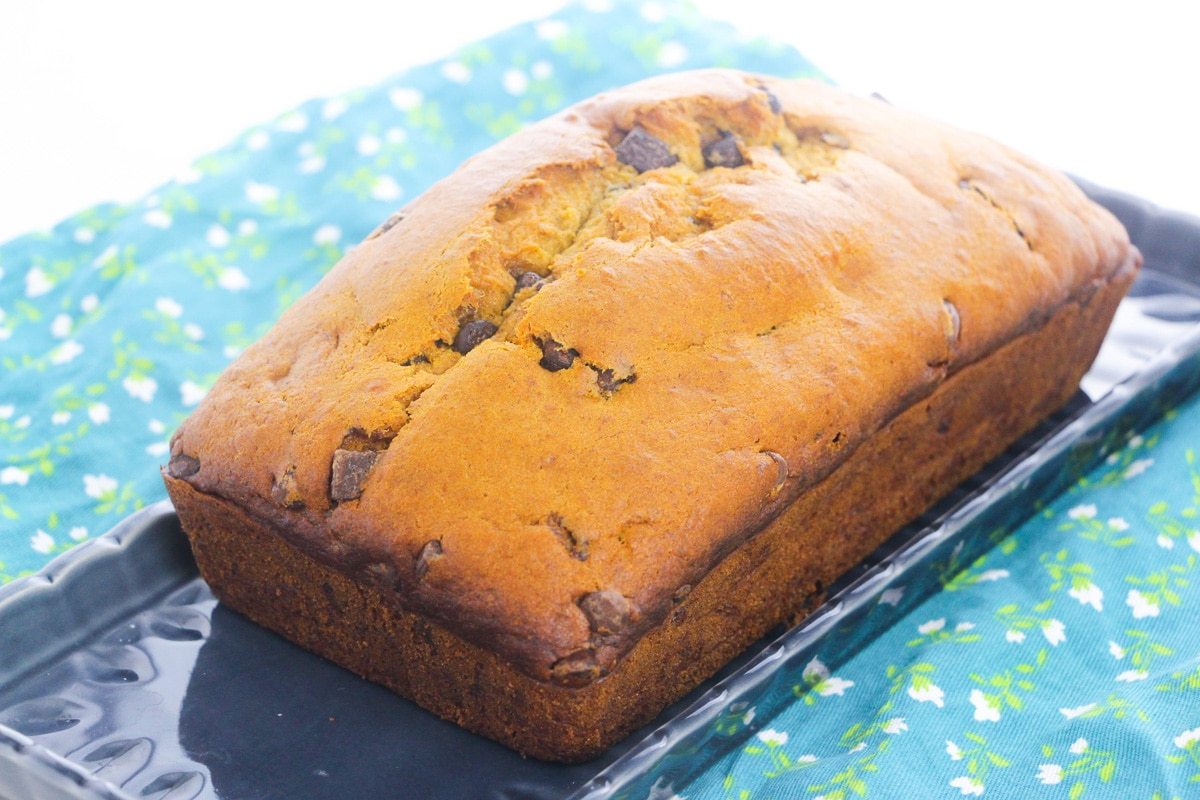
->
[452,319,498,355]
[271,466,305,510]
[549,649,601,687]
[702,132,744,169]
[414,539,443,580]
[614,126,678,173]
[757,85,783,114]
[578,590,632,636]
[330,449,380,502]
[538,338,578,372]
[514,271,542,291]
[166,454,200,479]
[368,211,406,240]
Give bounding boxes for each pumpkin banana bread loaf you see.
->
[163,69,1140,762]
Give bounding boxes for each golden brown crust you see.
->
[164,69,1137,725]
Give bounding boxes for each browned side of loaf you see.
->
[166,253,1134,762]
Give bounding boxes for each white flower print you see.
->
[918,618,945,635]
[756,729,787,747]
[1041,619,1066,646]
[879,587,904,605]
[1116,669,1149,682]
[1060,704,1097,719]
[180,381,207,407]
[31,529,55,554]
[218,267,250,291]
[882,718,907,734]
[142,209,172,229]
[356,134,381,156]
[1069,738,1089,754]
[370,176,402,202]
[245,130,270,151]
[1175,728,1200,749]
[969,689,1000,722]
[1068,504,1097,520]
[206,224,231,248]
[155,297,183,318]
[907,681,945,707]
[818,677,854,696]
[1123,459,1153,479]
[123,375,158,402]
[1107,517,1129,531]
[1158,534,1175,549]
[313,224,342,245]
[657,41,688,68]
[87,403,110,424]
[322,98,348,120]
[69,527,88,541]
[946,740,963,760]
[1126,589,1160,618]
[80,294,99,312]
[50,340,83,364]
[1188,531,1200,554]
[1,466,30,485]
[1109,641,1126,659]
[1005,630,1025,643]
[388,87,423,110]
[975,569,1009,582]
[26,266,54,297]
[245,181,279,204]
[502,68,529,96]
[0,405,12,420]
[440,61,471,84]
[83,474,117,498]
[949,776,984,796]
[52,411,70,425]
[50,313,72,338]
[1037,764,1063,785]
[183,323,204,341]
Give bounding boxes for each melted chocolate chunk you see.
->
[369,211,406,239]
[614,127,678,173]
[539,338,578,372]
[758,85,783,114]
[549,649,600,687]
[452,319,498,355]
[595,367,636,398]
[578,590,631,636]
[271,466,305,510]
[414,539,443,580]
[166,454,200,479]
[702,132,744,169]
[514,271,542,291]
[330,449,380,502]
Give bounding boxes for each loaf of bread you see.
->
[163,69,1139,762]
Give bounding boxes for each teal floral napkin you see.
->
[685,387,1200,799]
[0,0,821,581]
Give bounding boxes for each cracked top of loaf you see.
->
[166,69,1134,684]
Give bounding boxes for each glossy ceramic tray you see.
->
[2,182,1199,800]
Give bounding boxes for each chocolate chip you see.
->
[758,85,783,114]
[702,132,743,169]
[271,466,305,510]
[414,539,443,580]
[578,590,631,635]
[368,211,406,239]
[538,338,578,372]
[452,319,498,355]
[614,126,678,173]
[548,649,600,687]
[595,367,636,398]
[515,271,542,291]
[166,454,200,479]
[330,449,380,502]
[364,562,401,591]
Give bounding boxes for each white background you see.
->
[2,0,1198,245]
